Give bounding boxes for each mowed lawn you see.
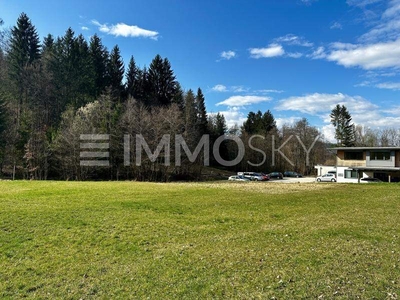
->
[0,181,399,299]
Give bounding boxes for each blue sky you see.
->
[2,0,400,141]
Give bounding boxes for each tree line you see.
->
[1,14,398,181]
[0,13,234,180]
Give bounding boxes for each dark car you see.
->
[360,177,382,183]
[283,171,303,178]
[269,172,283,179]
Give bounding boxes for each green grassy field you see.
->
[0,181,399,299]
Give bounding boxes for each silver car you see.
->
[316,173,336,182]
[229,175,250,182]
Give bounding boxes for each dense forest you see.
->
[2,13,395,181]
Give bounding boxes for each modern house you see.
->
[333,147,400,183]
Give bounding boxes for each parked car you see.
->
[251,172,270,181]
[269,172,283,179]
[316,173,336,182]
[237,172,267,181]
[260,173,270,181]
[284,171,303,178]
[228,175,250,181]
[360,177,382,183]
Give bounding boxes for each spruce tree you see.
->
[242,110,276,135]
[215,113,227,136]
[195,88,208,136]
[42,34,54,53]
[89,34,109,98]
[330,104,355,147]
[8,13,41,116]
[262,110,276,134]
[76,34,95,103]
[242,111,262,134]
[213,112,229,163]
[107,45,125,101]
[184,89,197,140]
[126,56,139,99]
[52,29,95,109]
[172,82,185,111]
[134,67,150,105]
[148,54,177,106]
[52,28,76,108]
[8,13,40,75]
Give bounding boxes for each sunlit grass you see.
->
[0,181,399,298]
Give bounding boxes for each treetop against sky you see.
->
[2,0,400,141]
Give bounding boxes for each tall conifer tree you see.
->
[330,104,355,147]
[107,45,125,101]
[89,34,109,98]
[148,54,177,106]
[195,88,208,136]
[126,56,139,99]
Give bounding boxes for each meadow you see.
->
[0,181,399,299]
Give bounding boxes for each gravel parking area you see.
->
[269,177,317,183]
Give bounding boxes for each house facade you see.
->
[333,147,400,183]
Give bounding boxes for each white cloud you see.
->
[320,125,336,143]
[216,95,272,107]
[210,85,249,93]
[360,20,400,42]
[382,105,400,115]
[376,82,400,90]
[232,86,249,93]
[308,46,327,59]
[211,85,282,94]
[91,20,159,40]
[249,44,285,58]
[211,84,228,92]
[274,34,313,47]
[274,92,400,130]
[301,0,319,5]
[275,117,302,129]
[367,116,400,127]
[354,80,373,87]
[220,50,236,60]
[255,89,284,94]
[209,107,247,128]
[327,39,400,69]
[81,26,89,31]
[364,70,398,78]
[287,52,303,58]
[276,93,377,116]
[329,42,358,50]
[382,0,400,18]
[357,0,400,42]
[316,1,400,73]
[346,0,382,7]
[383,0,400,18]
[330,22,343,30]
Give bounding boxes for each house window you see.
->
[370,151,391,161]
[344,151,363,160]
[344,169,358,179]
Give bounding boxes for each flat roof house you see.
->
[333,147,400,183]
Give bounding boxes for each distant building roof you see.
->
[331,147,400,151]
